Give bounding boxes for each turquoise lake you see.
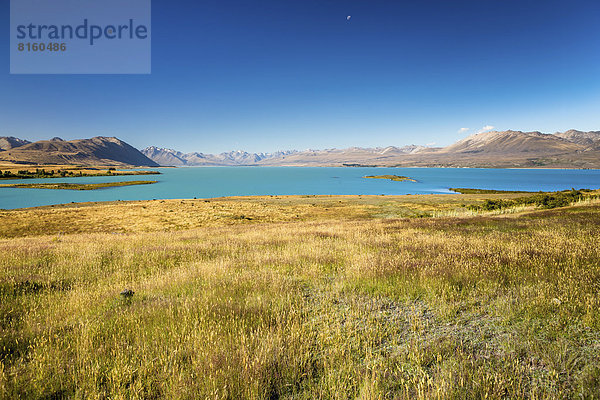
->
[1,167,600,210]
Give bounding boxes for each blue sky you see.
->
[1,0,600,153]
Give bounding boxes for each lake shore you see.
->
[2,190,599,237]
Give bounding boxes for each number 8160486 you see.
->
[17,43,66,52]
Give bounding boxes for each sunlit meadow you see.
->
[1,195,600,399]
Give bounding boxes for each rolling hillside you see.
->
[0,136,31,151]
[554,129,600,148]
[0,136,159,167]
[439,130,582,155]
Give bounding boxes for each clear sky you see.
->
[1,0,600,153]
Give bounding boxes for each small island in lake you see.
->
[363,175,417,182]
[0,180,157,191]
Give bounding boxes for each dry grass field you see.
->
[0,192,548,238]
[1,193,600,399]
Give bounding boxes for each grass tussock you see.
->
[450,188,533,194]
[1,197,600,398]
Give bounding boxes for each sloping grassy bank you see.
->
[0,181,157,191]
[1,198,599,398]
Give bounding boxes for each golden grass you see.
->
[0,193,547,238]
[1,196,600,398]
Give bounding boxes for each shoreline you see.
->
[4,189,599,212]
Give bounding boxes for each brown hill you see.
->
[553,130,600,148]
[0,136,159,167]
[440,130,582,155]
[0,136,31,151]
[386,130,599,168]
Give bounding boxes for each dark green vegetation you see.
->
[465,188,599,211]
[450,188,534,194]
[364,175,418,182]
[0,168,160,180]
[0,180,157,191]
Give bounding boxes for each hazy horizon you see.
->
[139,127,600,154]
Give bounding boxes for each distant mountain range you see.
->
[142,130,600,168]
[141,147,301,166]
[141,145,426,167]
[2,130,599,168]
[0,136,158,167]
